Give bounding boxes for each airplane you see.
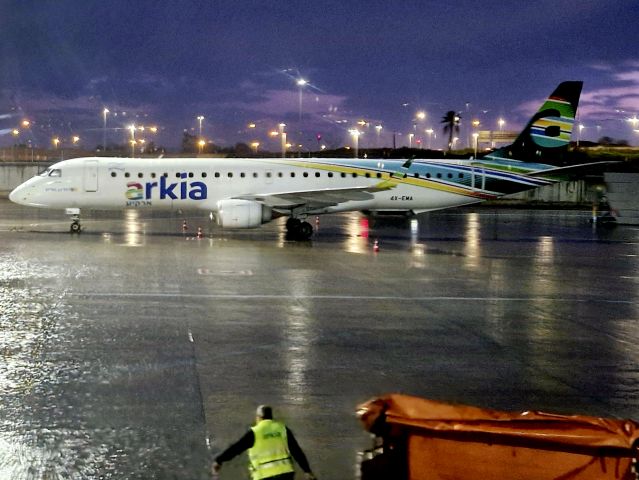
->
[10,81,590,240]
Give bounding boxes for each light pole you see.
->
[103,108,109,152]
[472,132,479,158]
[349,129,360,159]
[279,123,287,158]
[408,133,414,149]
[375,124,382,148]
[297,78,307,122]
[426,128,434,149]
[197,115,205,137]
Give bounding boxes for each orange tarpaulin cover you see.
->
[357,394,639,480]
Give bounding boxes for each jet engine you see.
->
[215,199,272,228]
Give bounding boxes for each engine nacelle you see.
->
[216,199,272,228]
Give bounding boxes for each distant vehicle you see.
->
[10,82,591,240]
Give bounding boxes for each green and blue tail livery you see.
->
[486,81,583,165]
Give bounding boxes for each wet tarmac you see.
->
[1,200,639,479]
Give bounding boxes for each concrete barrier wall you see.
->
[604,172,639,224]
[0,163,51,196]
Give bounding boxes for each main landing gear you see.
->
[66,208,82,233]
[285,217,314,240]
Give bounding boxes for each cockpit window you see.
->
[39,168,61,177]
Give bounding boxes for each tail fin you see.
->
[486,81,583,166]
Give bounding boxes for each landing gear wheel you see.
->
[70,221,81,233]
[285,218,313,240]
[297,221,313,240]
[286,217,301,231]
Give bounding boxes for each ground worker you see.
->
[212,405,316,480]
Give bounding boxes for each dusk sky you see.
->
[1,1,638,152]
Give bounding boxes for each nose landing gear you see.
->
[66,208,82,233]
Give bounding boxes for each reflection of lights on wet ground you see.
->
[282,273,313,405]
[343,214,370,254]
[463,213,481,269]
[123,210,143,246]
[535,236,555,264]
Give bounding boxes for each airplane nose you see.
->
[9,185,27,205]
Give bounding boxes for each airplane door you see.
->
[83,160,99,192]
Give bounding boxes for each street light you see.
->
[349,129,360,158]
[375,124,382,147]
[425,128,434,149]
[498,118,505,130]
[251,142,260,154]
[297,78,307,122]
[198,139,206,154]
[197,116,205,137]
[72,136,80,146]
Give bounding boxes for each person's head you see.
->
[255,405,273,422]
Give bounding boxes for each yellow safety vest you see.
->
[248,420,295,479]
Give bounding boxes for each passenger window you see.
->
[278,172,283,178]
[163,173,168,178]
[176,173,181,178]
[365,172,370,178]
[240,172,246,178]
[414,173,420,178]
[188,172,194,178]
[215,172,220,178]
[125,172,130,178]
[303,172,309,178]
[352,173,358,178]
[202,172,207,178]
[110,172,117,178]
[138,173,143,178]
[328,172,333,178]
[315,172,320,178]
[290,172,295,178]
[436,173,442,178]
[228,172,233,178]
[151,173,157,178]
[447,173,453,179]
[341,172,346,178]
[376,173,382,178]
[266,172,272,178]
[253,172,258,178]
[458,173,464,178]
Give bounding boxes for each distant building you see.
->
[478,130,518,148]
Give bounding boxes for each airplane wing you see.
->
[233,184,395,210]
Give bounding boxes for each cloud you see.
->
[219,88,348,117]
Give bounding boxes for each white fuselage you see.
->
[9,156,551,232]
